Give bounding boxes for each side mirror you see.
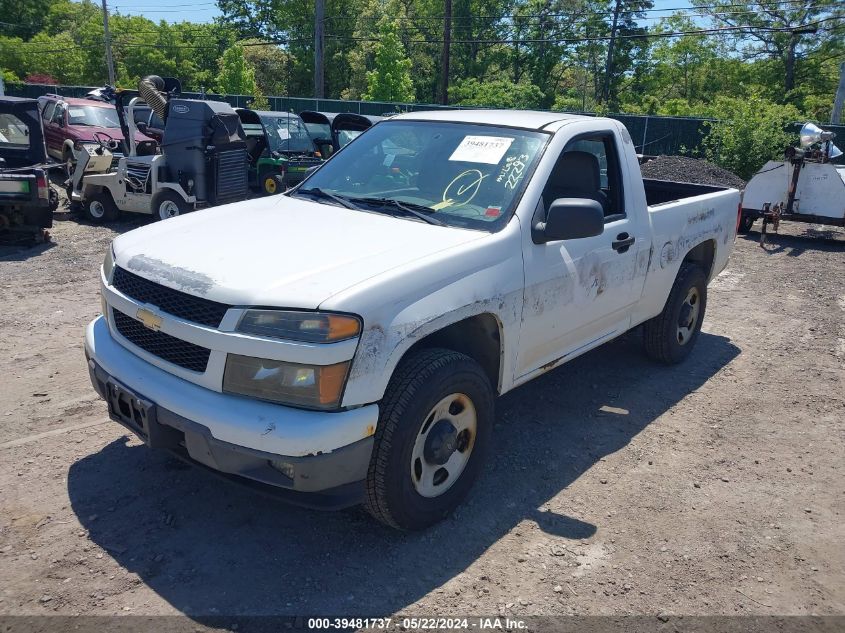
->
[533,198,605,244]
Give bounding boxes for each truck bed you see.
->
[643,178,732,207]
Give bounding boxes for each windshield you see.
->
[260,114,314,154]
[337,128,363,148]
[294,121,549,231]
[67,105,121,128]
[303,121,331,141]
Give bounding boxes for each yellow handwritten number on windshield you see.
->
[441,169,488,209]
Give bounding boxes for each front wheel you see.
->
[152,190,189,221]
[643,262,707,364]
[365,348,493,530]
[261,171,286,196]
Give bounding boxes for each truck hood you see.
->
[112,195,487,309]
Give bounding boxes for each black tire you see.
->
[83,190,119,223]
[48,186,60,212]
[365,348,494,530]
[152,190,189,221]
[643,262,707,364]
[63,147,76,179]
[738,212,755,234]
[260,171,286,196]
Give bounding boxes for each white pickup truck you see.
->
[85,110,740,530]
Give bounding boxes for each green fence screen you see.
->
[5,82,843,159]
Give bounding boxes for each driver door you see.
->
[516,131,648,378]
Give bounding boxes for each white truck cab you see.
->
[84,110,740,529]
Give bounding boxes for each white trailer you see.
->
[740,123,845,234]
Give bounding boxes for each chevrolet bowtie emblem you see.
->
[136,308,163,331]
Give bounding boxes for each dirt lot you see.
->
[0,206,843,623]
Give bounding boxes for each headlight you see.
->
[236,310,361,343]
[223,354,350,410]
[102,244,115,282]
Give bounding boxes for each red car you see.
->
[38,95,145,167]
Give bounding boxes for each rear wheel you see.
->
[152,190,189,221]
[48,186,60,212]
[643,262,707,364]
[84,191,119,223]
[365,348,493,530]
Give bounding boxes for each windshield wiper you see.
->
[348,197,446,226]
[294,187,361,210]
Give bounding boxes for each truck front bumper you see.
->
[84,316,377,509]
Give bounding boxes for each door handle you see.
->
[612,233,635,253]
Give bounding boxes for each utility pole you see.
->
[101,0,116,85]
[601,0,622,106]
[314,0,325,99]
[832,61,845,125]
[439,0,452,105]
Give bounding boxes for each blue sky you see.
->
[100,0,694,27]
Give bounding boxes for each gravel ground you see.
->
[0,202,843,624]
[640,156,747,189]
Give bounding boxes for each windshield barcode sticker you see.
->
[449,136,514,165]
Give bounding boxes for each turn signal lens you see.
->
[236,310,361,343]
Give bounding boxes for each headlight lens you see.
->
[102,244,115,282]
[223,354,350,410]
[236,310,361,343]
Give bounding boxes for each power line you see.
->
[324,17,844,45]
[324,0,820,21]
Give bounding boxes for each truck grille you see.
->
[214,148,248,204]
[112,267,229,328]
[113,309,211,373]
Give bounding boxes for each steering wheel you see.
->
[93,131,120,152]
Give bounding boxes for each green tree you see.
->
[242,39,291,96]
[452,78,545,109]
[363,18,414,103]
[691,0,844,96]
[216,43,259,95]
[701,93,802,179]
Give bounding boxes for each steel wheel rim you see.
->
[677,286,701,345]
[159,200,179,219]
[89,200,105,218]
[265,177,277,194]
[410,393,477,498]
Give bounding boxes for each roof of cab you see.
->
[388,108,590,130]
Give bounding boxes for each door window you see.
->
[51,105,65,126]
[542,133,625,221]
[42,102,56,123]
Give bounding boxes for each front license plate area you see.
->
[106,380,156,440]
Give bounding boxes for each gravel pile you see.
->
[640,155,746,189]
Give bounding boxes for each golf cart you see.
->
[0,97,60,244]
[69,76,249,222]
[299,111,381,158]
[235,109,323,195]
